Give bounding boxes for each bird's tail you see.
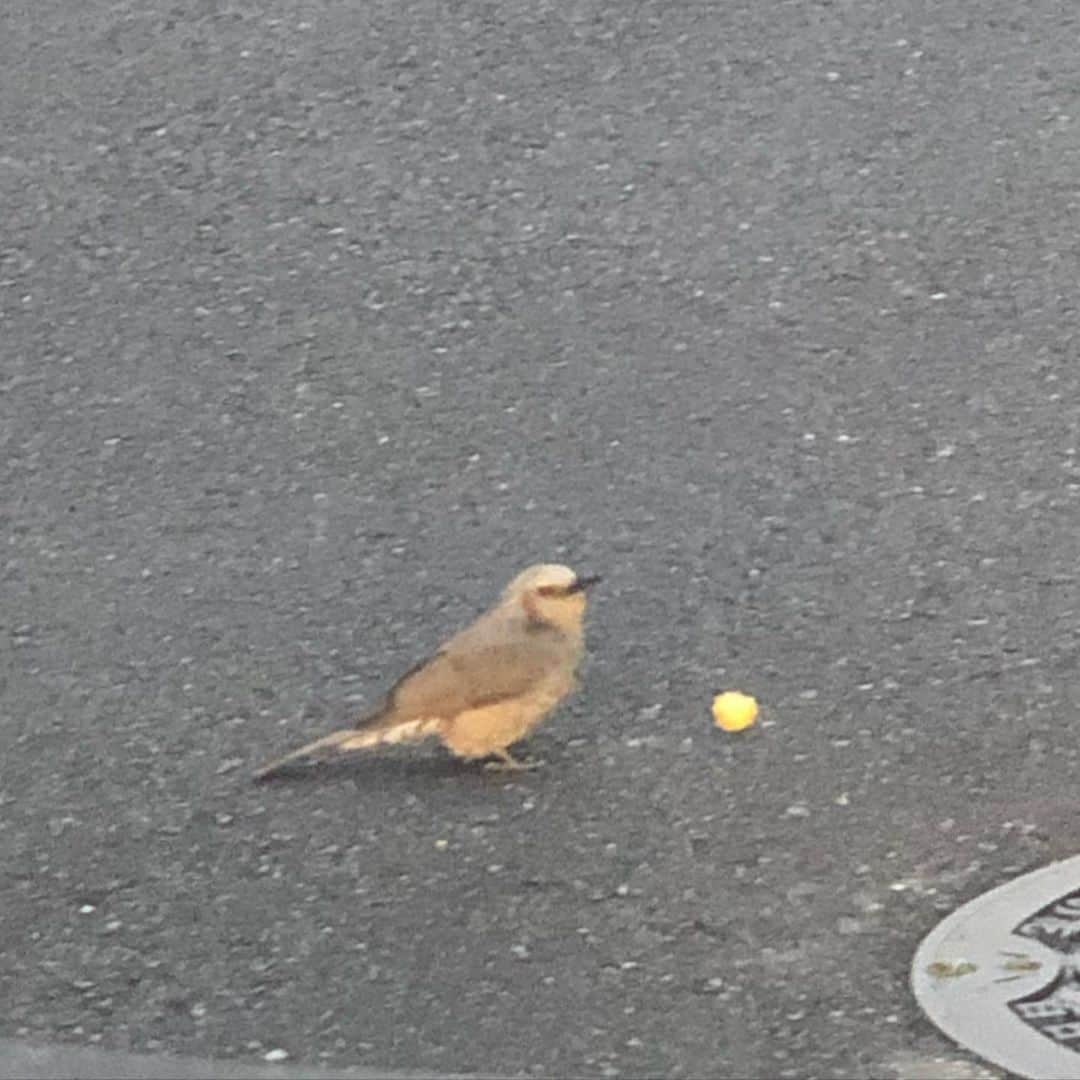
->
[253,715,441,781]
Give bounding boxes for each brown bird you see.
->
[254,563,600,780]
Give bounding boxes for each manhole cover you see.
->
[912,855,1080,1079]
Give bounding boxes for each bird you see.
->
[253,563,600,780]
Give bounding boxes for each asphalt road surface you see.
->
[4,1,1080,1077]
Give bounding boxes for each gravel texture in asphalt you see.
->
[3,0,1080,1076]
[0,1038,454,1080]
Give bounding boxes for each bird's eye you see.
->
[536,584,566,598]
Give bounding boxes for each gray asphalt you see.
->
[2,0,1079,1077]
[0,1038,456,1080]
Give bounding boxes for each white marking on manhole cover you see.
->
[912,854,1080,1079]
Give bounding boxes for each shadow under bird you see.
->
[254,563,600,780]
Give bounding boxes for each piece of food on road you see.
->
[711,691,759,732]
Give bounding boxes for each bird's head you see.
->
[501,563,601,632]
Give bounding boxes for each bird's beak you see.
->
[568,574,602,593]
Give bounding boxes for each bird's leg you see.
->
[482,748,544,772]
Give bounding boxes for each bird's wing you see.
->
[357,632,566,729]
